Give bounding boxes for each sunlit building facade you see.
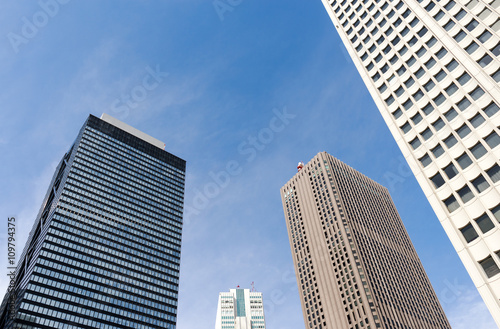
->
[319,0,500,324]
[281,152,452,329]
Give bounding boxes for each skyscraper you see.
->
[215,288,266,329]
[319,0,500,324]
[280,152,452,329]
[0,114,186,329]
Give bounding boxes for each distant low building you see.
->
[215,288,266,329]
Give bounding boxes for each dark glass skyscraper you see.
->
[0,114,186,329]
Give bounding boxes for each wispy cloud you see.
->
[445,288,496,329]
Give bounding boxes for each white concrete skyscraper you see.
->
[215,288,266,329]
[319,0,500,325]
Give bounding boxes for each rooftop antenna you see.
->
[251,282,255,292]
[297,162,304,172]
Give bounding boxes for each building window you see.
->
[391,36,401,46]
[484,131,500,149]
[470,142,487,159]
[431,173,445,188]
[479,256,500,278]
[456,153,473,170]
[492,43,500,56]
[457,185,474,203]
[444,134,458,148]
[413,90,424,101]
[443,163,459,179]
[479,31,493,43]
[403,99,413,110]
[436,47,448,59]
[392,108,403,119]
[408,36,418,47]
[416,46,427,57]
[433,118,445,131]
[446,83,458,95]
[433,93,446,106]
[422,103,434,115]
[466,19,479,31]
[424,80,436,91]
[446,59,459,71]
[483,102,499,117]
[417,26,427,36]
[421,128,433,140]
[385,95,395,106]
[457,98,472,111]
[492,205,500,222]
[445,0,456,10]
[432,144,445,158]
[444,20,456,31]
[470,113,485,128]
[486,164,500,183]
[425,2,435,11]
[411,113,422,125]
[491,18,500,32]
[471,175,490,193]
[457,72,471,85]
[455,9,467,20]
[401,27,410,37]
[466,0,479,9]
[426,58,437,69]
[492,69,500,82]
[435,70,447,82]
[466,41,479,54]
[410,137,421,149]
[475,214,495,233]
[454,30,467,42]
[434,10,445,21]
[479,8,492,20]
[444,195,460,212]
[415,68,425,79]
[457,124,471,138]
[419,154,432,167]
[460,223,479,243]
[401,122,411,134]
[405,77,415,87]
[395,86,405,97]
[445,108,458,122]
[478,55,493,68]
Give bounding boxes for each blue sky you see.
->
[0,1,496,328]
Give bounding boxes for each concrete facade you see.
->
[319,0,500,324]
[281,152,452,329]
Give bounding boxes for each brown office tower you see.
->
[280,152,452,329]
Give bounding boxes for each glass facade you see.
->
[0,114,186,329]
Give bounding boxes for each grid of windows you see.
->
[281,153,451,329]
[322,0,500,320]
[0,115,185,329]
